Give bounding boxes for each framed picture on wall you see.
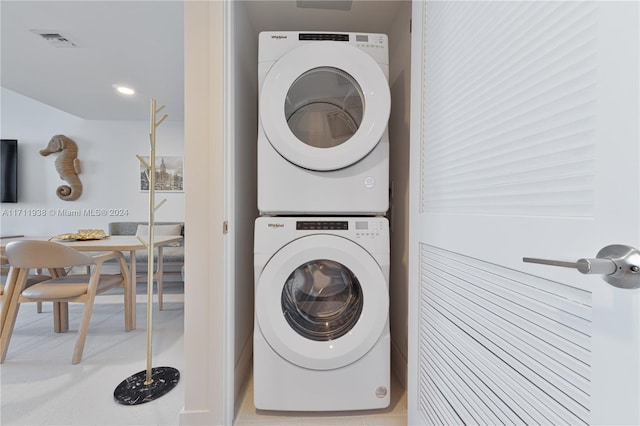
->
[139,156,184,192]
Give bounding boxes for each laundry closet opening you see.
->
[225,0,412,420]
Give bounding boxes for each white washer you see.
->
[258,31,391,215]
[254,217,390,411]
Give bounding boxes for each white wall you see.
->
[0,87,184,237]
[388,0,412,390]
[230,1,259,413]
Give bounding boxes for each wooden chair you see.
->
[1,241,131,364]
[0,255,50,332]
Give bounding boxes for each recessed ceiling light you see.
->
[113,84,135,96]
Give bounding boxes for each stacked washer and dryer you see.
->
[254,31,392,411]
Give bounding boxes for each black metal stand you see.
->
[114,366,180,405]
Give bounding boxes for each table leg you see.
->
[50,268,69,332]
[53,302,69,333]
[129,250,137,330]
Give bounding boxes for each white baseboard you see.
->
[178,409,214,426]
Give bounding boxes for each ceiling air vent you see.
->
[30,30,78,48]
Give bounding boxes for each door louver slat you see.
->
[418,244,591,425]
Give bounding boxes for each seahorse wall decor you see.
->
[40,134,83,201]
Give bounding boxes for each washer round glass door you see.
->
[256,234,388,371]
[281,258,363,342]
[260,42,390,171]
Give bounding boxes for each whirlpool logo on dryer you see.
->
[271,35,288,40]
[267,223,285,229]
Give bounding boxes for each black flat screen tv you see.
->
[1,139,18,203]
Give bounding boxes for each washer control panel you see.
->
[294,219,386,239]
[296,221,348,230]
[354,219,386,239]
[256,217,389,254]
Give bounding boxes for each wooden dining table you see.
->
[0,234,183,330]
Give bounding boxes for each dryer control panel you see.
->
[297,33,386,49]
[299,33,350,41]
[259,31,388,65]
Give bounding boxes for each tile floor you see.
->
[1,293,185,425]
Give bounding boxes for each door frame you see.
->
[180,2,233,425]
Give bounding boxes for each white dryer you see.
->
[258,31,391,215]
[254,217,390,411]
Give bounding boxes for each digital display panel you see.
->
[355,221,368,230]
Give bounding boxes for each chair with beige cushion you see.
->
[1,241,131,364]
[0,255,51,332]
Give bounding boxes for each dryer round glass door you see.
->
[260,42,390,171]
[285,67,364,149]
[256,234,389,371]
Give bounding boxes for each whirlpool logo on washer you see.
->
[267,223,285,229]
[270,35,288,40]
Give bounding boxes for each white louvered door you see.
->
[408,2,639,425]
